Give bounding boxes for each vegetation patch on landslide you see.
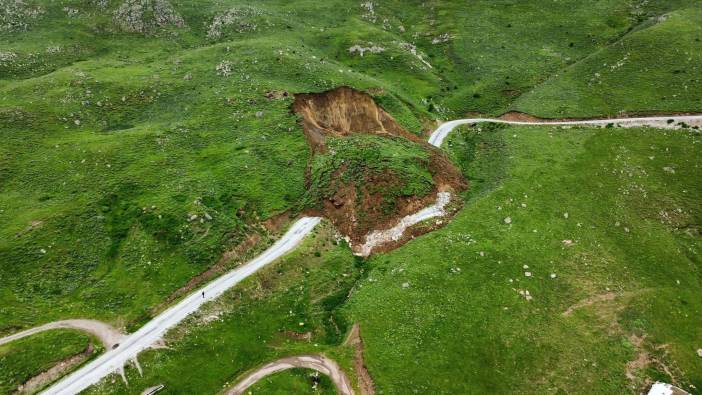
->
[294,86,465,250]
[304,134,435,240]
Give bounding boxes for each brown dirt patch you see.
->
[344,324,375,395]
[562,292,619,316]
[293,86,466,250]
[264,90,290,100]
[261,210,294,233]
[293,86,423,152]
[14,220,44,238]
[626,334,650,382]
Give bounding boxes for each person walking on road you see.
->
[202,291,205,299]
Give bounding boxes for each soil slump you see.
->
[293,87,466,254]
[293,86,422,151]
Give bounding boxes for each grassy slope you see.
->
[1,0,702,394]
[513,7,702,117]
[0,330,98,393]
[305,134,434,214]
[0,0,439,331]
[86,221,359,394]
[346,125,702,394]
[2,0,698,330]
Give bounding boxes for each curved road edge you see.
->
[0,319,124,350]
[225,354,354,395]
[428,115,702,147]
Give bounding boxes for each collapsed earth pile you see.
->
[293,86,466,254]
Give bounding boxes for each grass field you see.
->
[1,0,701,393]
[513,7,702,117]
[78,124,700,395]
[83,221,359,394]
[0,330,98,393]
[345,124,702,394]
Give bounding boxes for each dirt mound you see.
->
[294,87,466,251]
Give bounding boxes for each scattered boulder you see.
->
[113,0,185,35]
[207,6,265,40]
[265,90,290,100]
[348,44,385,56]
[0,0,44,32]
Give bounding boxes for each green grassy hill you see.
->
[1,0,701,394]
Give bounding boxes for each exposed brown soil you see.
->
[293,86,423,151]
[13,343,95,395]
[264,90,290,100]
[261,210,294,233]
[343,324,375,395]
[626,334,650,382]
[562,292,619,316]
[293,86,466,249]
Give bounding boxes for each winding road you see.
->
[226,354,354,395]
[428,115,702,147]
[39,216,321,395]
[0,113,694,394]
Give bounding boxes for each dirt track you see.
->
[225,354,355,395]
[0,319,124,350]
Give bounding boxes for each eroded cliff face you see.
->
[293,87,466,254]
[293,86,422,150]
